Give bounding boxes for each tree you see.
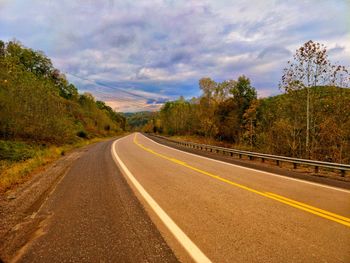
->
[0,40,4,58]
[281,40,350,157]
[199,77,216,104]
[198,78,219,138]
[226,75,257,143]
[242,99,259,149]
[230,75,257,107]
[6,40,53,78]
[214,80,234,102]
[51,69,78,99]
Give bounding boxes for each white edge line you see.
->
[141,133,350,194]
[111,138,212,263]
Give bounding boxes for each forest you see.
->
[144,41,350,163]
[0,40,125,145]
[0,40,128,190]
[0,39,127,170]
[124,111,156,131]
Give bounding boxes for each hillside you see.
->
[0,40,125,145]
[0,40,126,190]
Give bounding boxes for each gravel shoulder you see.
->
[0,143,88,261]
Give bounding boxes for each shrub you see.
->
[76,130,88,138]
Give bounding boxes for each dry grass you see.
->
[0,137,115,193]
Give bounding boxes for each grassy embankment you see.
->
[0,136,125,193]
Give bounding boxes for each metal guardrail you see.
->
[146,133,350,177]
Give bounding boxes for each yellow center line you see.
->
[265,192,350,223]
[133,134,350,227]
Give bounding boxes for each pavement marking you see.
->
[265,192,350,223]
[142,133,350,194]
[134,134,350,228]
[111,138,212,263]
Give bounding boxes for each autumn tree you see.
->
[281,40,350,157]
[198,78,218,138]
[242,99,259,149]
[215,75,257,143]
[199,77,217,103]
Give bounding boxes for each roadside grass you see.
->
[0,136,119,193]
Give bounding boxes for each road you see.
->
[11,139,178,263]
[113,133,350,263]
[7,133,350,262]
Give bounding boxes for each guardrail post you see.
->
[261,158,265,163]
[314,166,319,174]
[293,163,297,169]
[276,160,280,166]
[341,170,346,177]
[249,156,253,160]
[230,152,233,157]
[239,154,242,159]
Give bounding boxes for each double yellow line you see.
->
[134,134,350,227]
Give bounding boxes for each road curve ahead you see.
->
[113,133,350,263]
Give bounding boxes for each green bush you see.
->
[0,140,35,161]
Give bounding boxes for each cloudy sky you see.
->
[1,0,349,112]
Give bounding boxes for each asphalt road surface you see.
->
[113,133,350,263]
[9,133,350,263]
[12,139,178,263]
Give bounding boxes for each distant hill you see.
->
[124,111,154,130]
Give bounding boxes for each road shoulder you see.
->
[1,138,179,262]
[0,143,92,261]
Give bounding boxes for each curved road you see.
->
[113,133,350,263]
[10,133,350,262]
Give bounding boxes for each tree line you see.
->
[0,40,125,144]
[144,41,350,163]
